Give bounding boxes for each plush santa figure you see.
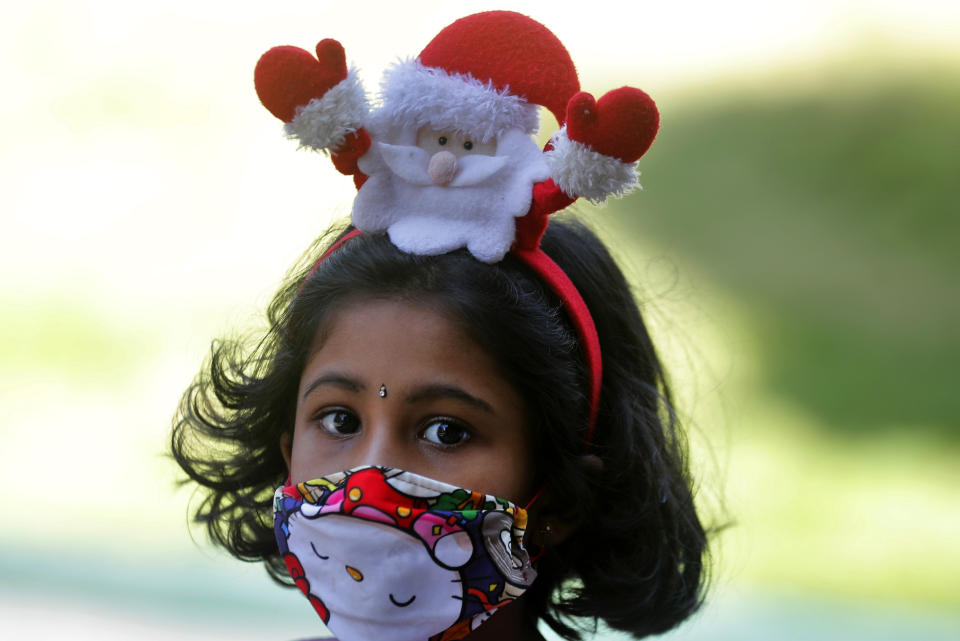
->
[254,11,659,263]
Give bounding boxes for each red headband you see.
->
[307,230,602,446]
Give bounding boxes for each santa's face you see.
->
[414,127,500,187]
[352,115,551,263]
[416,127,498,159]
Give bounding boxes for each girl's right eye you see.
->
[316,409,361,436]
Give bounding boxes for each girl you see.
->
[172,219,708,641]
[173,10,707,641]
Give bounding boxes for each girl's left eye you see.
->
[420,419,471,447]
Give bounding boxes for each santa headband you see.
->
[255,10,661,444]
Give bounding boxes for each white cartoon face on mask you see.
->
[287,512,468,641]
[275,466,537,641]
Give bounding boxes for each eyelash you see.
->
[311,409,472,448]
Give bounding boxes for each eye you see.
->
[316,409,361,436]
[438,136,447,146]
[420,419,471,447]
[463,140,473,151]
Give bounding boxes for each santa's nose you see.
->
[427,151,458,186]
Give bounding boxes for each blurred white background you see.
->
[1,1,958,639]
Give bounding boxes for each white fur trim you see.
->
[284,68,369,151]
[378,59,539,143]
[544,126,640,203]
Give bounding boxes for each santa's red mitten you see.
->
[545,87,659,203]
[255,39,369,152]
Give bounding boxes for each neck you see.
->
[465,601,545,641]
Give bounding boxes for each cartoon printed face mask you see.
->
[274,465,537,641]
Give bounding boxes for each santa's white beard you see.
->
[353,128,552,263]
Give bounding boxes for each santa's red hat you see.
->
[378,11,581,143]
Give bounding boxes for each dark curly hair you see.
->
[172,216,708,639]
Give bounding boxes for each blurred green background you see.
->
[1,1,957,639]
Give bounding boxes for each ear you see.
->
[280,431,293,471]
[530,454,603,547]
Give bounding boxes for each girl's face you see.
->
[282,298,535,504]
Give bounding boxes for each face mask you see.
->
[274,465,538,641]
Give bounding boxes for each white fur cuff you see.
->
[284,68,369,151]
[544,126,640,203]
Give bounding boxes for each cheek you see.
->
[451,429,535,503]
[495,408,537,501]
[458,399,536,502]
[497,447,537,505]
[289,391,352,481]
[287,418,334,483]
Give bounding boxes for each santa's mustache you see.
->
[376,142,508,187]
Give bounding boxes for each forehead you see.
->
[303,297,517,400]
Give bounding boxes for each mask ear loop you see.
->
[524,485,545,512]
[524,484,549,563]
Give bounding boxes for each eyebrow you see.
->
[301,373,365,401]
[405,384,494,414]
